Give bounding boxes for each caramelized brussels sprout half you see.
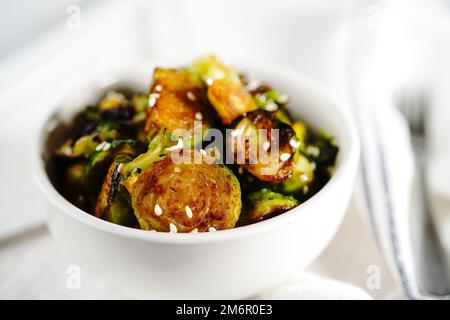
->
[189,55,257,125]
[145,68,212,140]
[95,154,136,226]
[229,110,296,182]
[242,188,299,223]
[127,149,242,232]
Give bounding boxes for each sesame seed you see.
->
[102,142,111,151]
[187,91,196,101]
[277,94,289,104]
[105,91,125,101]
[174,167,181,173]
[214,70,225,79]
[289,138,301,149]
[154,85,162,92]
[206,78,213,86]
[302,185,309,194]
[300,174,309,182]
[280,153,291,162]
[169,223,178,233]
[238,167,244,174]
[190,228,198,233]
[246,79,261,91]
[263,141,271,151]
[306,146,320,157]
[258,95,267,103]
[265,101,278,112]
[195,112,203,120]
[310,162,317,171]
[95,141,106,151]
[148,93,160,108]
[185,205,193,219]
[154,204,162,216]
[208,227,217,232]
[116,163,123,173]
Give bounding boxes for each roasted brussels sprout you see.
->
[145,68,213,141]
[229,110,297,182]
[242,188,299,223]
[94,154,136,227]
[127,149,242,232]
[190,55,257,125]
[274,152,314,195]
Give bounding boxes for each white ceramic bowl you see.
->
[32,59,359,299]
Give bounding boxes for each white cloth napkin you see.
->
[429,72,450,270]
[0,0,399,299]
[346,0,450,298]
[0,0,144,240]
[258,273,371,300]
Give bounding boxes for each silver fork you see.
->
[396,90,450,299]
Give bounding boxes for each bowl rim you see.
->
[31,57,360,245]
